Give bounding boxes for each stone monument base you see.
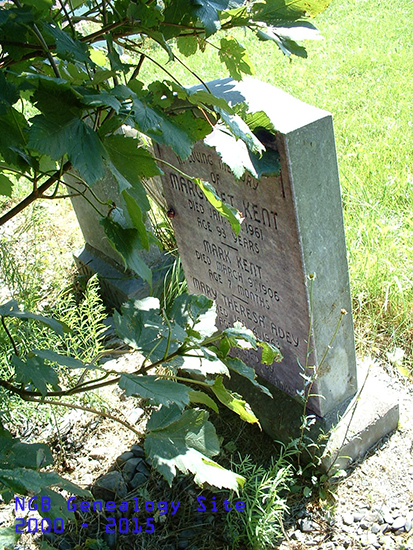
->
[73,244,173,310]
[230,361,399,474]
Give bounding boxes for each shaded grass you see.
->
[141,0,413,371]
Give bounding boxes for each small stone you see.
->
[365,511,380,523]
[130,472,148,488]
[342,513,354,526]
[354,512,365,522]
[391,516,406,531]
[371,523,380,534]
[116,451,134,466]
[131,444,145,458]
[135,461,150,476]
[299,518,314,533]
[405,518,412,532]
[93,471,127,500]
[360,521,370,530]
[394,528,404,536]
[291,529,305,542]
[122,457,143,482]
[383,513,394,525]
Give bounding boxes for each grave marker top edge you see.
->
[190,77,330,134]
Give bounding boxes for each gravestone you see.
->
[156,78,399,468]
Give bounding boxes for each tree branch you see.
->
[20,395,142,436]
[0,161,72,227]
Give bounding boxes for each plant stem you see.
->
[0,161,72,227]
[1,317,19,356]
[21,395,142,436]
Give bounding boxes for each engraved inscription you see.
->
[157,140,313,399]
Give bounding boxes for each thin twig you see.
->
[22,395,141,436]
[129,53,145,82]
[0,160,72,226]
[1,317,19,356]
[60,0,76,37]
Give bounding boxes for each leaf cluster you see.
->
[0,292,282,493]
[0,0,329,282]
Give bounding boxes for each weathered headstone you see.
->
[156,78,399,467]
[156,77,356,418]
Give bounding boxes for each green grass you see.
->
[140,0,413,371]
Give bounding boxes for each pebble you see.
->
[131,444,145,458]
[122,457,143,482]
[299,518,314,533]
[92,471,127,500]
[371,523,381,534]
[116,451,134,466]
[130,472,148,488]
[359,520,370,530]
[342,512,354,525]
[391,516,406,531]
[354,512,365,522]
[405,518,412,532]
[383,512,394,525]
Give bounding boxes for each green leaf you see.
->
[168,293,215,335]
[191,0,244,37]
[211,376,259,423]
[145,405,244,490]
[43,22,92,65]
[0,468,90,497]
[32,349,94,370]
[28,115,105,184]
[0,73,19,115]
[258,341,283,364]
[187,89,234,113]
[218,108,264,155]
[80,91,122,113]
[119,374,191,409]
[219,37,254,80]
[0,300,69,336]
[0,108,29,169]
[30,78,82,122]
[39,488,75,521]
[256,26,307,58]
[12,354,60,396]
[0,526,20,549]
[176,36,198,57]
[0,174,13,197]
[132,97,195,159]
[89,68,118,85]
[114,297,187,361]
[0,436,53,470]
[127,1,164,27]
[21,0,53,10]
[252,0,332,22]
[189,390,219,413]
[180,348,229,377]
[104,134,159,209]
[195,177,243,235]
[223,356,273,397]
[100,217,152,286]
[121,190,150,250]
[204,124,261,179]
[223,322,257,348]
